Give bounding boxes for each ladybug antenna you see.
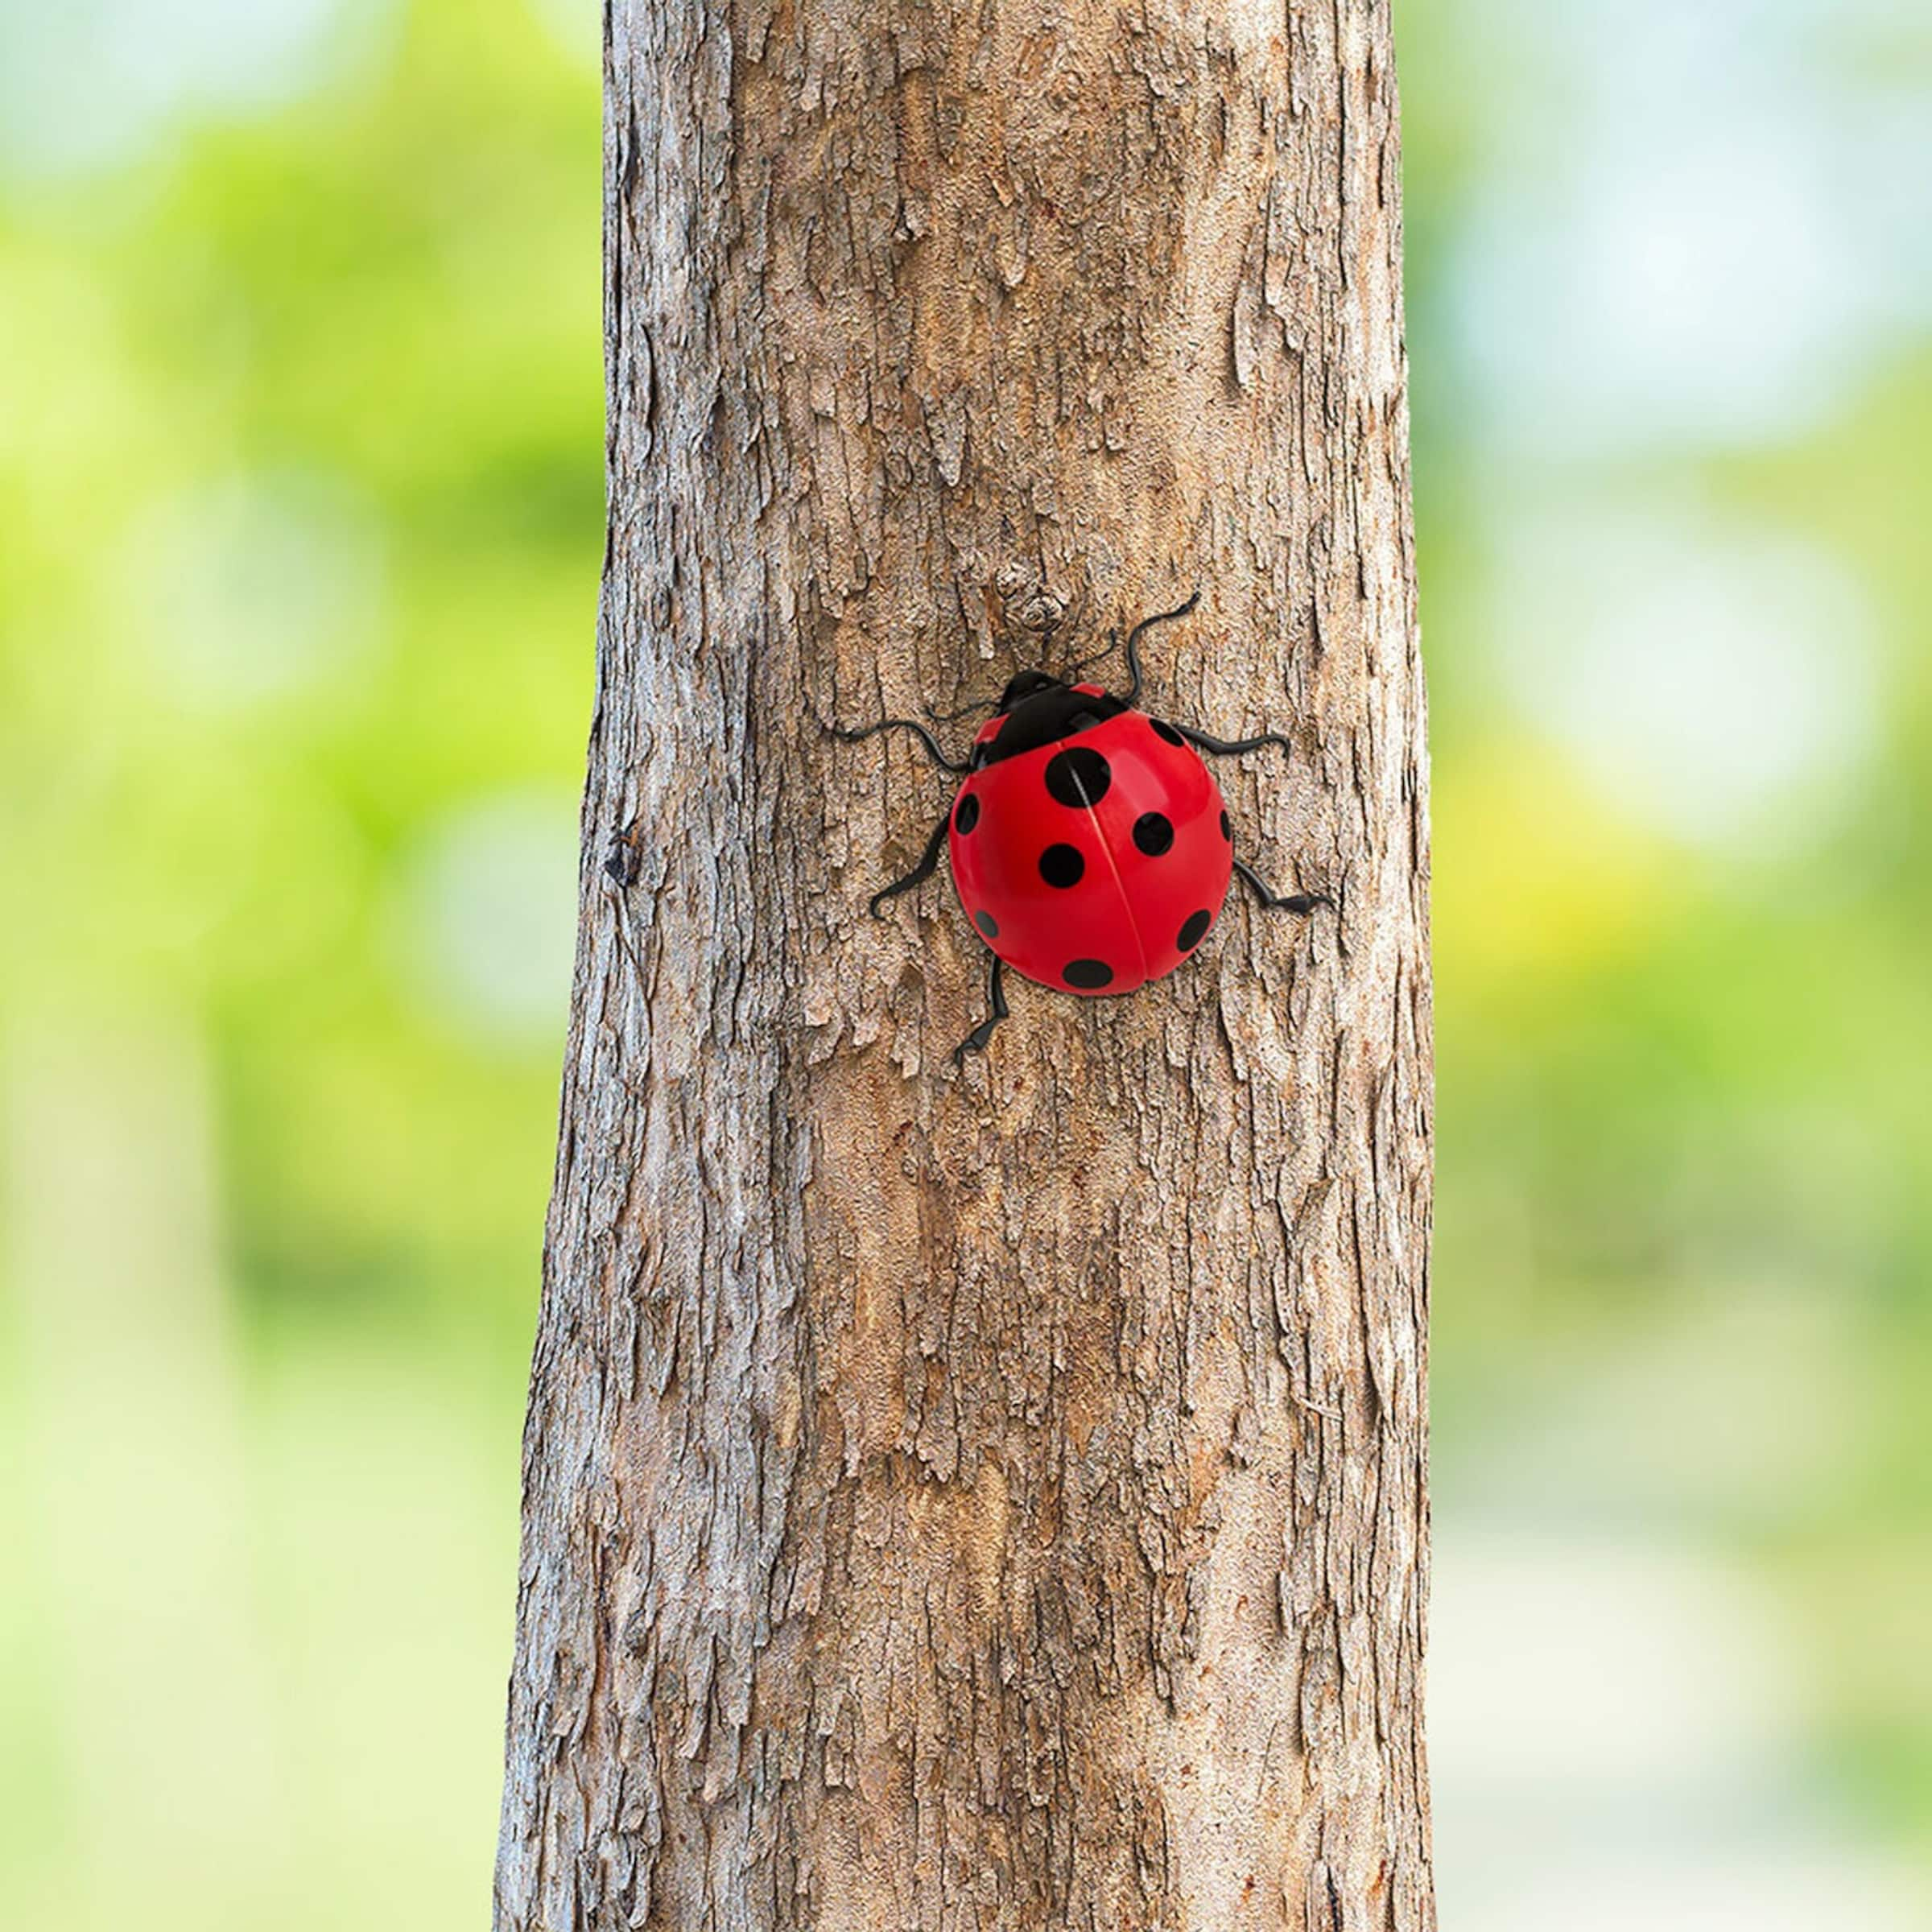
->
[1119,589,1201,708]
[829,716,971,774]
[1063,626,1120,685]
[923,690,992,728]
[927,626,1080,728]
[916,588,1096,726]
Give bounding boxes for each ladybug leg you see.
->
[829,716,970,774]
[868,810,952,919]
[952,955,1009,1067]
[1170,720,1294,759]
[1232,857,1331,916]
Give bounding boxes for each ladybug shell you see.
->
[948,703,1233,997]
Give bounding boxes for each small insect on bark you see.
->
[831,592,1332,1066]
[603,820,642,890]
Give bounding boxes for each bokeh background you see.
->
[1,1,1926,1926]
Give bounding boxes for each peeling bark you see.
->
[496,0,1432,1925]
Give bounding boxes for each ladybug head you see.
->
[974,672,1129,769]
[996,669,1063,714]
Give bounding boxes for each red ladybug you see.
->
[835,595,1328,1063]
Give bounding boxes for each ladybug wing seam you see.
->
[1067,769,1151,989]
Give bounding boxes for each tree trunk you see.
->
[495,0,1431,1925]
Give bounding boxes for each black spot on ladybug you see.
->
[1038,843,1085,889]
[1151,719,1185,747]
[1178,910,1212,952]
[954,793,980,835]
[1220,809,1232,842]
[1044,746,1112,808]
[1133,811,1174,857]
[1064,959,1114,990]
[975,909,999,939]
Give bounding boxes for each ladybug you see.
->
[834,593,1329,1064]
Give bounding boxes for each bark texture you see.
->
[496,0,1431,1925]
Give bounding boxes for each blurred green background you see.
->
[1,2,1926,1926]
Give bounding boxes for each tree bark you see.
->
[495,0,1431,1926]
